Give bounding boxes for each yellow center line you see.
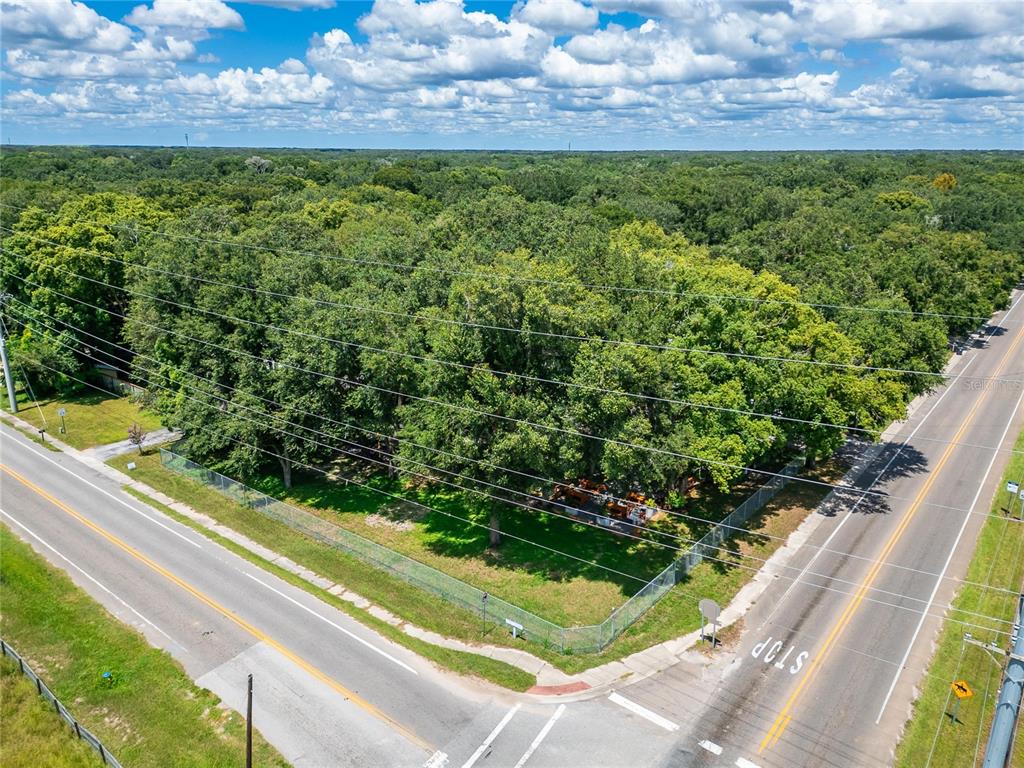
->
[0,463,434,754]
[758,321,1024,754]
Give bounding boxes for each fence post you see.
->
[99,743,108,765]
[75,720,81,739]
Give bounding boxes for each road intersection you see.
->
[2,288,1022,767]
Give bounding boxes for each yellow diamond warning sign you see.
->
[951,680,973,699]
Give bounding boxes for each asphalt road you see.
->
[621,289,1024,767]
[3,292,1022,768]
[0,422,685,768]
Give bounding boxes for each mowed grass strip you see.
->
[118,484,536,692]
[6,390,163,450]
[109,450,843,674]
[895,429,1024,768]
[0,523,289,768]
[0,657,102,768]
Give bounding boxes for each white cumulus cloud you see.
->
[126,0,245,34]
[513,0,599,35]
[2,0,134,52]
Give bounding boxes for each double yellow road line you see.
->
[759,320,1024,753]
[1,463,434,754]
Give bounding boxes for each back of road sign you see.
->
[951,679,973,699]
[699,598,721,625]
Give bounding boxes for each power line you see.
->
[18,359,1018,639]
[10,296,1024,603]
[6,238,1022,453]
[0,232,883,439]
[6,266,1022,523]
[21,308,1019,622]
[2,226,1001,382]
[0,201,991,322]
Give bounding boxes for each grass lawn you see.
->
[4,389,163,450]
[238,456,775,627]
[1,657,102,768]
[110,449,843,674]
[0,523,289,768]
[894,429,1024,768]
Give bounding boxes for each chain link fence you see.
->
[1,638,124,767]
[160,448,804,653]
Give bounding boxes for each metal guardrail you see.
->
[160,448,804,653]
[1,637,124,767]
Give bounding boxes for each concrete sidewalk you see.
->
[80,427,178,460]
[0,408,886,700]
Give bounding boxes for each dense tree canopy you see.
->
[2,147,1020,542]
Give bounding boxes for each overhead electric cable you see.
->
[21,359,1018,639]
[6,266,1023,523]
[11,297,1021,604]
[12,298,1022,624]
[7,239,1023,454]
[2,227,1001,382]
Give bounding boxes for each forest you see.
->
[1,147,1022,546]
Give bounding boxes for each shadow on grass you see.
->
[226,449,866,606]
[241,461,676,599]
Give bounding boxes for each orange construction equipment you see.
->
[560,478,607,506]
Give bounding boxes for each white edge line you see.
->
[874,380,1024,724]
[461,703,521,768]
[758,288,1024,628]
[608,692,679,732]
[2,433,202,549]
[241,570,418,675]
[698,739,723,755]
[761,331,985,627]
[512,704,566,768]
[0,507,180,647]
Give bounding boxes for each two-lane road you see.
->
[624,290,1024,767]
[0,424,686,767]
[4,289,1022,767]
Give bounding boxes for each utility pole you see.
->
[0,302,17,413]
[245,673,253,768]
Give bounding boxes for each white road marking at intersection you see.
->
[461,703,521,768]
[608,692,679,732]
[513,704,566,768]
[736,758,761,768]
[241,570,418,674]
[698,739,723,755]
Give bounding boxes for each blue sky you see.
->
[2,1,1021,150]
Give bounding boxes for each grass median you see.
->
[0,523,289,768]
[110,449,845,675]
[894,429,1024,768]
